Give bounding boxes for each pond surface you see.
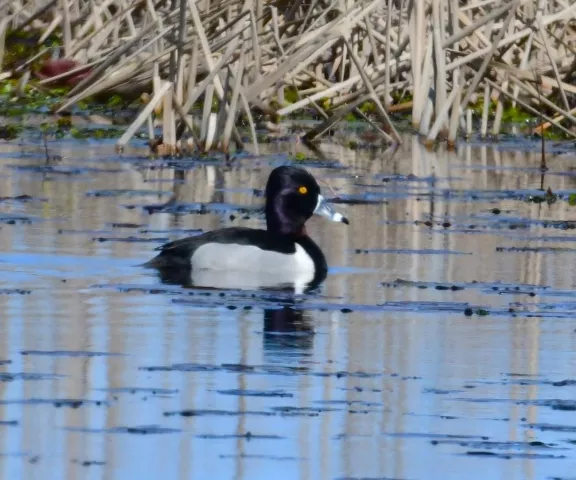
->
[1,133,576,479]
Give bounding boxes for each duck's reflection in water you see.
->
[262,306,314,362]
[152,265,318,360]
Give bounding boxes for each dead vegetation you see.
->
[1,0,576,152]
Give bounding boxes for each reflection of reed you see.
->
[3,135,576,479]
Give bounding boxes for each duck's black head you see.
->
[265,166,348,236]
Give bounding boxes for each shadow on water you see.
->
[3,134,576,479]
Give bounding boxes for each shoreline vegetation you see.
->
[1,0,576,153]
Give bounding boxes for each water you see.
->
[0,134,576,479]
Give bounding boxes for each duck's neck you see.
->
[266,206,307,237]
[295,234,328,278]
[266,219,307,237]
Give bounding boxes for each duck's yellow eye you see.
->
[298,186,308,194]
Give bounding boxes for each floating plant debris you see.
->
[271,405,339,415]
[66,425,181,435]
[496,246,576,253]
[0,289,31,295]
[96,387,178,395]
[131,202,263,216]
[382,432,490,440]
[21,350,122,357]
[58,229,115,236]
[0,194,42,202]
[463,451,565,460]
[139,228,203,235]
[453,398,576,410]
[0,372,62,382]
[381,278,547,294]
[93,236,168,243]
[164,409,275,417]
[8,165,123,175]
[431,439,560,450]
[528,424,576,433]
[355,248,470,255]
[195,432,284,440]
[0,421,18,427]
[330,194,388,205]
[0,399,107,408]
[0,214,39,224]
[423,388,464,395]
[108,223,145,229]
[219,454,304,461]
[216,389,294,398]
[86,189,172,197]
[72,460,106,467]
[140,361,381,379]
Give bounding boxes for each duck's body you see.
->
[144,166,348,290]
[146,226,326,274]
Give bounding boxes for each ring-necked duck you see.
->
[145,166,348,289]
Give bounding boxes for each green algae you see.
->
[3,29,61,72]
[0,125,23,140]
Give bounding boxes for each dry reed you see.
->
[1,0,576,153]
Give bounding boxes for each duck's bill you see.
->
[314,195,349,225]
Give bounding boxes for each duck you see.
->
[144,165,348,290]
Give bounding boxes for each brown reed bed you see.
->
[1,0,576,153]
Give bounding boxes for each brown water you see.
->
[1,133,576,479]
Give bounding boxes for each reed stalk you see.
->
[480,82,490,138]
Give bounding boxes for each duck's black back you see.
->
[145,227,299,268]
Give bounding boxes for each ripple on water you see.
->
[3,137,576,480]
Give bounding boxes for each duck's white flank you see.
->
[190,268,314,294]
[191,242,315,274]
